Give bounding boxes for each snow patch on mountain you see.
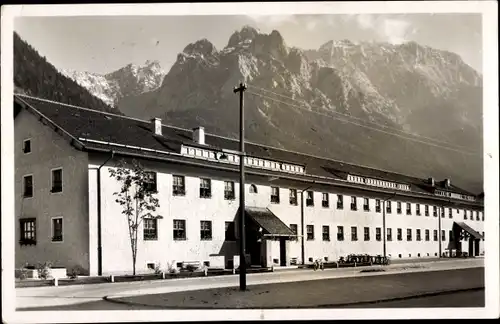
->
[62,60,166,107]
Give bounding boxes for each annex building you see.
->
[14,94,485,276]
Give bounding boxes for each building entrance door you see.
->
[468,238,474,256]
[279,238,287,266]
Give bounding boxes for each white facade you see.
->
[14,107,485,276]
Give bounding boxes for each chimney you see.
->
[193,126,205,145]
[151,118,162,136]
[444,178,451,188]
[428,177,435,187]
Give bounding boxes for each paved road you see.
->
[343,288,485,308]
[18,267,484,310]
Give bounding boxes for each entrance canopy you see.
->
[245,207,297,238]
[453,222,483,240]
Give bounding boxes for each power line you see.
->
[246,90,480,156]
[247,84,475,151]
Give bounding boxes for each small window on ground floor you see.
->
[51,217,63,242]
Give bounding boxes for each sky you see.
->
[14,13,482,75]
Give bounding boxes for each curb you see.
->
[102,287,484,309]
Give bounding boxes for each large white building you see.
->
[14,94,485,276]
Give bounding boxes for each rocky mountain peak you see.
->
[227,25,259,48]
[183,38,218,56]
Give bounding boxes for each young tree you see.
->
[109,159,161,275]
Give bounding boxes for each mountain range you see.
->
[16,26,484,193]
[61,60,165,107]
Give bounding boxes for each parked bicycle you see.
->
[313,258,325,271]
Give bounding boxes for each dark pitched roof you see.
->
[14,94,478,200]
[454,222,483,240]
[244,207,295,237]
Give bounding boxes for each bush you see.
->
[165,261,180,274]
[154,263,163,275]
[69,265,85,279]
[36,261,52,280]
[19,263,32,280]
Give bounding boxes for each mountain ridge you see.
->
[62,26,484,193]
[61,60,166,107]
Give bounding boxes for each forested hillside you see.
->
[14,32,118,114]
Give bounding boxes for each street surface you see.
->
[104,267,483,309]
[14,258,484,310]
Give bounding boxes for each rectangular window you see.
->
[397,202,402,214]
[337,194,344,209]
[433,230,438,241]
[475,211,480,221]
[23,139,31,154]
[416,229,421,241]
[406,203,411,215]
[441,230,446,241]
[416,204,421,215]
[322,193,329,208]
[441,207,445,218]
[449,208,453,218]
[306,225,314,240]
[289,189,298,205]
[23,175,33,198]
[433,206,437,217]
[482,212,484,221]
[20,218,36,245]
[376,227,381,241]
[271,187,280,203]
[322,225,330,241]
[199,178,211,198]
[173,219,186,240]
[464,210,468,220]
[337,226,344,241]
[144,171,157,192]
[375,199,381,213]
[51,168,63,193]
[425,205,429,216]
[306,191,314,206]
[425,229,430,241]
[172,175,186,196]
[224,181,235,200]
[387,228,392,241]
[407,229,412,241]
[225,222,235,241]
[364,227,370,241]
[143,218,158,240]
[51,217,63,242]
[351,226,358,241]
[290,224,298,241]
[351,196,357,211]
[386,201,392,214]
[397,228,402,241]
[363,198,370,211]
[200,221,212,240]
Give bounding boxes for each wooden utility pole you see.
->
[234,82,247,291]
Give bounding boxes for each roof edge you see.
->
[15,93,479,194]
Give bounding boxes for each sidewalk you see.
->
[16,258,483,310]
